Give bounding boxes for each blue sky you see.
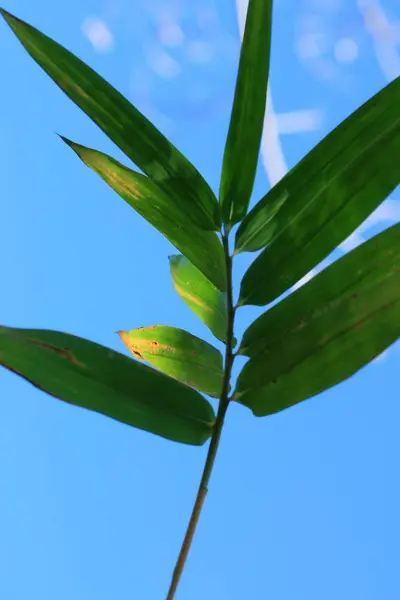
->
[1,0,399,598]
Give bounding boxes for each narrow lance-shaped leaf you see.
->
[169,255,228,343]
[219,0,273,225]
[0,9,220,231]
[0,326,216,446]
[62,139,226,292]
[237,76,400,306]
[119,326,224,398]
[235,223,400,417]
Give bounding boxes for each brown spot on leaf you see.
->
[131,347,144,360]
[116,331,145,360]
[27,339,86,368]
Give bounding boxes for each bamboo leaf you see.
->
[0,326,215,445]
[119,326,224,398]
[62,139,226,292]
[219,0,273,225]
[235,224,400,416]
[0,8,220,231]
[236,76,400,306]
[169,255,228,343]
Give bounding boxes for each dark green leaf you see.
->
[219,0,273,225]
[235,223,400,416]
[119,326,224,398]
[169,255,228,343]
[0,8,220,231]
[62,139,226,292]
[0,326,215,445]
[237,76,400,305]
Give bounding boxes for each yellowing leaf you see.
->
[62,139,226,292]
[119,326,224,398]
[169,255,228,342]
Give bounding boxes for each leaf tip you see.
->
[0,8,25,32]
[117,330,129,347]
[58,134,75,149]
[59,136,88,162]
[0,8,12,21]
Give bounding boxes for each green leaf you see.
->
[236,76,400,306]
[169,255,228,343]
[0,326,215,445]
[119,326,224,398]
[235,223,400,417]
[0,8,220,231]
[62,139,226,292]
[219,0,273,225]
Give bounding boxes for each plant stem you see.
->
[165,230,235,600]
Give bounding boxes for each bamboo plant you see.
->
[1,2,400,598]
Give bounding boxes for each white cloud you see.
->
[235,0,248,35]
[339,199,400,253]
[148,50,181,79]
[357,0,400,80]
[275,109,323,134]
[339,230,366,253]
[368,199,400,223]
[82,17,114,53]
[292,269,317,291]
[291,255,333,293]
[334,38,359,64]
[261,90,289,186]
[373,350,388,363]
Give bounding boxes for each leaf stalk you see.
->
[165,228,235,599]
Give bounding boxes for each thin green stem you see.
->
[165,229,235,600]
